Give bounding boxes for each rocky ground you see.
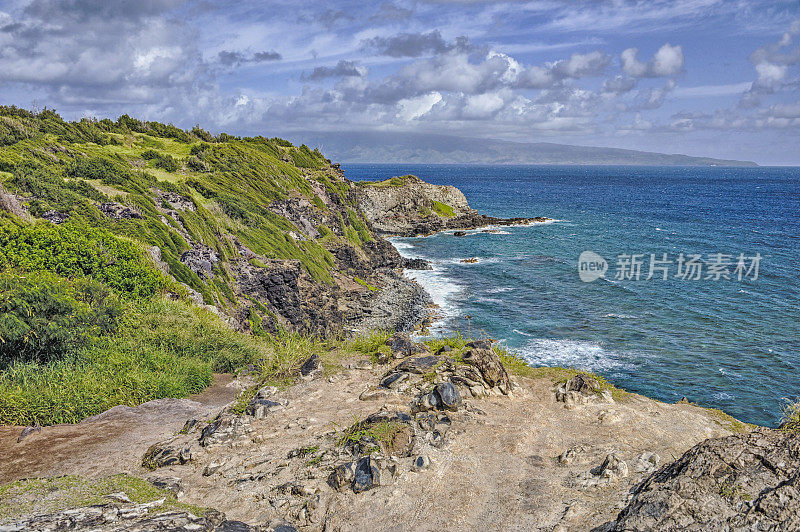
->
[4,336,789,532]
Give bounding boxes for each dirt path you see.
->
[0,374,239,483]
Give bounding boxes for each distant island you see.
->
[290,131,758,167]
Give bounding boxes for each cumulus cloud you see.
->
[516,50,610,89]
[303,60,367,81]
[601,75,637,94]
[621,44,683,78]
[740,24,800,106]
[0,0,206,107]
[361,30,473,57]
[218,50,281,67]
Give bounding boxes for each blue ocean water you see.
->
[343,164,800,427]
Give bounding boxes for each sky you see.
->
[0,0,799,164]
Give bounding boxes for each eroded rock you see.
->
[142,440,192,470]
[609,428,800,531]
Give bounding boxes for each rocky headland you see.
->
[355,174,549,237]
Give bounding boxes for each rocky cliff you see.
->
[355,174,548,237]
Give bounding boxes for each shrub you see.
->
[0,270,121,367]
[0,219,168,299]
[0,297,264,425]
[154,154,180,172]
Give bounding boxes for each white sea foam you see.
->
[515,338,634,372]
[486,287,513,294]
[512,329,534,337]
[404,264,463,323]
[603,313,640,319]
[387,238,418,258]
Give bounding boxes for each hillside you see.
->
[0,107,425,338]
[291,131,758,166]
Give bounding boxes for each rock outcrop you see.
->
[606,428,800,531]
[355,174,550,237]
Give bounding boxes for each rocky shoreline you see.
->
[4,171,799,531]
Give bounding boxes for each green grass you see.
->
[781,400,800,433]
[0,297,265,425]
[357,175,415,187]
[431,200,456,218]
[0,474,207,524]
[355,276,378,291]
[337,418,407,451]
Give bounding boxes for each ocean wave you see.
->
[403,266,463,327]
[512,329,534,337]
[486,287,513,294]
[603,313,640,319]
[514,338,635,372]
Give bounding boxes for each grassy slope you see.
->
[0,107,377,425]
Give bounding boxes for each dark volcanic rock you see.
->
[402,257,432,270]
[434,382,462,411]
[607,428,800,531]
[352,456,380,493]
[564,374,599,394]
[299,353,321,377]
[41,210,70,224]
[462,346,511,393]
[142,440,192,470]
[386,333,428,358]
[100,202,143,220]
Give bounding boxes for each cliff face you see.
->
[355,174,547,237]
[0,108,423,336]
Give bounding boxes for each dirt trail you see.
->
[0,374,238,483]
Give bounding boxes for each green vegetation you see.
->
[0,106,391,425]
[337,417,407,452]
[0,297,265,425]
[358,174,416,187]
[0,474,206,524]
[355,276,378,291]
[781,400,800,433]
[431,200,456,217]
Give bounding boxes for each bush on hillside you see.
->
[0,219,168,299]
[0,270,121,367]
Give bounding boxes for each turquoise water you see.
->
[343,164,800,427]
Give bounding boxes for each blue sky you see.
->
[1,0,799,164]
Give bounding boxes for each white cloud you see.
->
[652,44,684,76]
[621,44,683,78]
[397,91,442,120]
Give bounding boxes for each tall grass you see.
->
[0,298,266,425]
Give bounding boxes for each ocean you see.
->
[343,163,800,427]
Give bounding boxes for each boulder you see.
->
[386,333,428,358]
[434,382,462,411]
[299,354,322,378]
[142,440,192,470]
[609,428,800,531]
[352,456,380,493]
[245,398,285,419]
[199,415,249,447]
[462,346,511,393]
